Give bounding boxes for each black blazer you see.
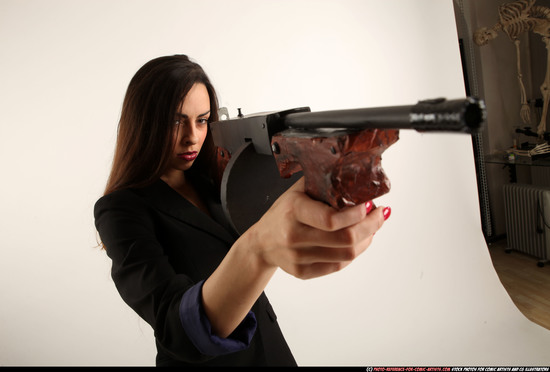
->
[94,179,296,366]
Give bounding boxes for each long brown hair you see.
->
[104,55,219,196]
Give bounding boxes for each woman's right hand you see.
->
[245,177,389,280]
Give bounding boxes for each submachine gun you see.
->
[210,97,486,235]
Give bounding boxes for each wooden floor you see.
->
[488,238,550,330]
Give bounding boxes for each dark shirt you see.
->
[179,279,257,355]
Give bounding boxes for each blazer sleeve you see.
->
[94,190,252,363]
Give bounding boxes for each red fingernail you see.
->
[365,201,373,214]
[383,207,391,221]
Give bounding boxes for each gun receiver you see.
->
[210,97,485,234]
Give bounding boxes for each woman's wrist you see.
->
[236,222,278,277]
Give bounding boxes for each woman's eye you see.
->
[174,119,181,126]
[198,118,209,125]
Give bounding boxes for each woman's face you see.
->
[165,83,211,175]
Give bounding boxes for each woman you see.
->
[94,54,390,366]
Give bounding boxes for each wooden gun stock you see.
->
[271,128,399,210]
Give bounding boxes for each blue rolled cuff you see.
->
[179,280,257,356]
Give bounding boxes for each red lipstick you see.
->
[178,151,198,161]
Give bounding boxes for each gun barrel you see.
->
[283,97,485,134]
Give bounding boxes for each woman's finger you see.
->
[285,205,386,248]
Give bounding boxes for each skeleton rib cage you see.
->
[474,0,550,136]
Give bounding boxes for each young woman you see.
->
[94,54,390,366]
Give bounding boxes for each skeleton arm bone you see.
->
[514,39,532,124]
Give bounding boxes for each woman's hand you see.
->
[202,177,390,338]
[245,177,390,279]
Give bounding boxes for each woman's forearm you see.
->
[201,226,276,338]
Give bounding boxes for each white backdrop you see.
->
[1,0,549,366]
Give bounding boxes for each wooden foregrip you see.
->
[271,128,399,209]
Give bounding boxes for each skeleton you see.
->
[473,0,550,137]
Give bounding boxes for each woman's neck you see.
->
[161,171,210,215]
[161,170,187,191]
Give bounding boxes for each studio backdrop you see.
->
[1,0,549,366]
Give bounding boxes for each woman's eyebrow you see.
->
[176,110,211,118]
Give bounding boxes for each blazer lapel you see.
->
[136,179,238,246]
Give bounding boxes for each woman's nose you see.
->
[181,124,199,145]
